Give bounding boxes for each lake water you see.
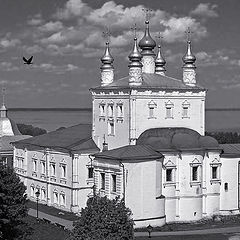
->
[7,109,240,133]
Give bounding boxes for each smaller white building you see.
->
[13,124,99,212]
[92,128,240,227]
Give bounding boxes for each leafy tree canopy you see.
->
[0,166,28,240]
[206,131,240,144]
[70,196,134,240]
[17,123,47,136]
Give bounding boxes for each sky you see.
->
[0,0,239,108]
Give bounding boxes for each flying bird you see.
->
[23,56,33,65]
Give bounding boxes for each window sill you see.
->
[86,178,94,185]
[40,174,46,180]
[60,178,67,184]
[116,117,123,123]
[108,134,115,137]
[99,116,105,121]
[182,117,190,119]
[50,176,57,182]
[32,172,37,177]
[163,182,176,187]
[165,117,174,119]
[190,181,201,187]
[148,117,157,119]
[210,179,221,184]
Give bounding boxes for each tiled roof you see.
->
[137,127,221,152]
[220,144,240,158]
[93,145,163,161]
[91,73,205,91]
[0,135,30,152]
[12,124,99,153]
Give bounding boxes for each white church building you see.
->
[13,17,240,228]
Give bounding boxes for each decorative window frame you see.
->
[190,158,202,186]
[99,100,106,121]
[59,163,67,184]
[148,100,157,119]
[107,118,115,136]
[59,191,66,207]
[40,160,46,178]
[107,101,114,119]
[41,187,47,201]
[163,160,177,187]
[116,101,124,123]
[53,189,59,205]
[210,158,221,184]
[165,100,174,119]
[111,174,117,193]
[30,184,35,197]
[182,100,190,119]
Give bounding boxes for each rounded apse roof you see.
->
[136,127,219,151]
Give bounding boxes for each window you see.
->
[212,166,218,179]
[30,185,35,197]
[60,193,66,206]
[50,163,56,176]
[108,104,114,118]
[100,173,105,190]
[192,166,198,181]
[41,161,46,174]
[53,191,58,204]
[166,169,173,182]
[32,159,37,172]
[224,183,228,192]
[88,167,94,179]
[166,107,172,118]
[182,100,190,118]
[111,174,117,192]
[148,101,157,119]
[61,165,66,178]
[108,121,115,136]
[41,188,46,200]
[182,106,189,118]
[100,104,105,116]
[117,104,123,118]
[165,101,174,119]
[1,157,7,166]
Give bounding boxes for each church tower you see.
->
[155,33,166,76]
[138,10,156,74]
[182,28,196,86]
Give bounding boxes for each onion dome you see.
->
[128,37,142,68]
[138,20,156,55]
[155,44,166,75]
[100,42,114,70]
[182,40,196,68]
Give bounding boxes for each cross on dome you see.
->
[142,8,153,22]
[2,87,6,106]
[131,23,138,39]
[102,27,111,44]
[185,27,194,42]
[156,32,163,46]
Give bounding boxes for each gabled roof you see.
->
[0,135,30,152]
[12,124,99,153]
[91,73,205,91]
[220,144,240,158]
[93,145,163,161]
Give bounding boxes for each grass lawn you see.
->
[135,234,229,240]
[27,200,79,221]
[24,216,70,240]
[135,214,240,233]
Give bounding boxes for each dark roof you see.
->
[0,135,30,152]
[220,144,240,158]
[137,127,220,152]
[12,124,99,153]
[93,145,163,161]
[91,73,205,91]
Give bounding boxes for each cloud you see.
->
[0,33,21,48]
[191,3,218,18]
[32,62,80,74]
[54,0,91,20]
[27,14,44,26]
[38,21,63,32]
[0,62,19,71]
[0,79,26,86]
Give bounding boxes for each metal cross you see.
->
[142,8,152,22]
[102,27,111,43]
[185,27,193,42]
[131,23,138,39]
[156,32,163,46]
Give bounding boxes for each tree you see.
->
[205,131,240,144]
[70,196,134,240]
[0,166,28,240]
[17,123,47,136]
